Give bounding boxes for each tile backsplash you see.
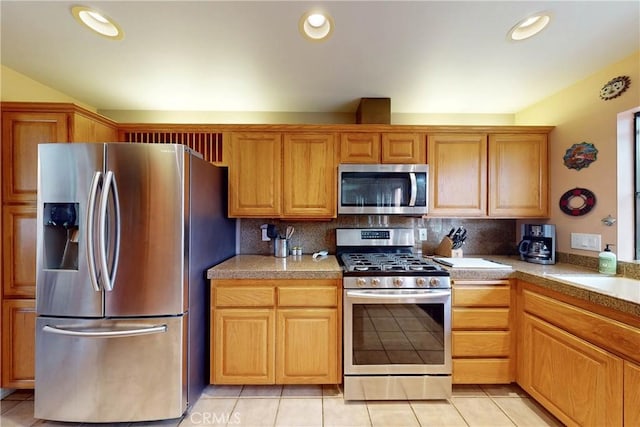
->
[238,216,518,256]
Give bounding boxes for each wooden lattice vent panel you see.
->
[123,131,224,164]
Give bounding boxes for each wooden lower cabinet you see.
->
[2,299,36,388]
[451,280,514,384]
[625,361,640,426]
[519,312,623,426]
[211,279,341,385]
[276,309,338,384]
[516,282,640,427]
[213,309,275,384]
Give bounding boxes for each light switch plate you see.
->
[418,228,427,241]
[570,233,601,251]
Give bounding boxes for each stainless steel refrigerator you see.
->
[34,143,236,423]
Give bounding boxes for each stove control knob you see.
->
[393,278,404,287]
[356,278,367,287]
[371,278,381,287]
[429,278,440,288]
[416,278,427,287]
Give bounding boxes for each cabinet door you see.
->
[339,133,380,163]
[625,361,640,427]
[520,312,623,427]
[212,309,274,384]
[276,308,339,384]
[228,132,282,217]
[488,134,548,217]
[2,299,36,388]
[381,133,425,163]
[427,134,487,216]
[282,133,336,218]
[2,112,69,203]
[3,205,37,298]
[72,113,118,142]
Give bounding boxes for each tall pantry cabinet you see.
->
[0,102,118,388]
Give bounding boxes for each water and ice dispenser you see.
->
[43,202,79,270]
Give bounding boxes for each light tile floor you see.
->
[1,384,564,427]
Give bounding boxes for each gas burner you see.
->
[340,252,447,276]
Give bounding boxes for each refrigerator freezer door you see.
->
[37,143,104,317]
[105,144,186,316]
[35,315,186,422]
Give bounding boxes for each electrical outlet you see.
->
[418,228,427,241]
[570,233,601,251]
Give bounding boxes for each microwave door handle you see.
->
[86,171,102,292]
[409,172,417,206]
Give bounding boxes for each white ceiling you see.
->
[1,1,639,116]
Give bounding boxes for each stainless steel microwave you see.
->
[338,164,428,215]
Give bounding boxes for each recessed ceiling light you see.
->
[299,10,334,42]
[508,12,551,41]
[71,6,124,40]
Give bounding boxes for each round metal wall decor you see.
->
[563,142,598,170]
[559,188,596,216]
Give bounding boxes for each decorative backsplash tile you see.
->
[238,216,517,256]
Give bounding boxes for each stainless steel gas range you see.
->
[337,228,452,401]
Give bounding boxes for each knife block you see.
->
[435,237,463,258]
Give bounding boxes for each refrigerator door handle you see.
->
[99,171,121,292]
[42,324,167,338]
[86,171,102,292]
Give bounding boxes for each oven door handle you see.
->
[346,289,450,303]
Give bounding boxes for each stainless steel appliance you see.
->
[518,223,556,265]
[35,143,236,423]
[337,228,451,400]
[338,164,428,215]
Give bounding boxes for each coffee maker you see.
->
[518,224,556,265]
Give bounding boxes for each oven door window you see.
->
[345,292,451,375]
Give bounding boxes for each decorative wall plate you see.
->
[563,142,598,170]
[559,188,596,216]
[599,75,631,100]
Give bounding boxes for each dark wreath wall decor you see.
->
[559,188,596,216]
[563,142,598,170]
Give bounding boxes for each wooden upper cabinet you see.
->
[340,132,425,164]
[228,131,336,219]
[282,133,336,218]
[381,133,425,163]
[72,112,118,142]
[489,134,548,218]
[428,134,487,217]
[2,111,69,203]
[339,132,380,163]
[228,132,282,218]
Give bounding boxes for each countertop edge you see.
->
[207,255,640,317]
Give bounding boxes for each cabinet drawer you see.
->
[452,307,509,330]
[453,285,510,307]
[452,358,511,384]
[214,287,275,307]
[452,331,510,357]
[522,288,640,363]
[278,287,338,307]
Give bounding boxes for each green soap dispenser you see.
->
[598,244,617,275]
